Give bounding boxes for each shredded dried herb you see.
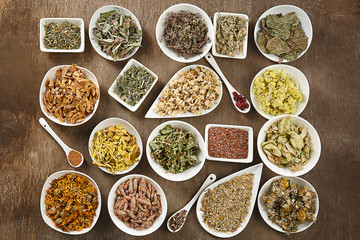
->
[114,65,155,106]
[43,21,81,49]
[92,10,142,61]
[257,12,308,62]
[45,174,98,232]
[215,15,247,56]
[163,10,210,59]
[149,125,200,174]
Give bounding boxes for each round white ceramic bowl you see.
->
[146,120,206,181]
[39,65,100,126]
[250,64,310,120]
[257,115,321,177]
[156,3,214,63]
[258,175,319,233]
[108,174,167,236]
[40,170,102,235]
[254,5,313,62]
[88,117,143,175]
[89,5,142,61]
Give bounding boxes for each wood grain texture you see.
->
[0,0,359,239]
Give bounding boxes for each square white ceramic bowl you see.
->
[212,12,249,59]
[108,59,158,112]
[39,18,85,52]
[205,124,253,163]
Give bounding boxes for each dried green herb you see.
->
[92,10,142,61]
[257,12,308,62]
[215,15,247,56]
[43,21,81,49]
[149,125,200,174]
[114,65,155,106]
[163,10,210,59]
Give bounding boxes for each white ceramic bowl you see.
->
[145,65,223,118]
[257,115,321,177]
[156,3,214,63]
[205,124,253,163]
[254,5,313,62]
[88,118,143,175]
[39,65,100,126]
[40,170,101,235]
[108,59,158,112]
[39,18,85,53]
[108,174,167,236]
[258,175,319,233]
[250,64,310,120]
[196,163,263,238]
[146,120,206,181]
[212,12,249,59]
[89,5,142,61]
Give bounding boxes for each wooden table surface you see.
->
[1,0,359,239]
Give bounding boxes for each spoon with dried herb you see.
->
[167,174,216,233]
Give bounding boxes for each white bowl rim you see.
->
[146,120,206,181]
[39,18,85,53]
[40,170,102,235]
[257,175,319,233]
[212,12,249,59]
[145,64,223,118]
[257,114,321,177]
[250,64,310,120]
[205,124,253,163]
[254,4,313,63]
[39,65,100,126]
[107,174,167,236]
[89,5,142,61]
[155,3,214,63]
[88,117,143,175]
[108,58,159,112]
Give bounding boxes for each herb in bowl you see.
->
[114,65,156,106]
[92,10,142,61]
[215,15,247,57]
[43,21,81,49]
[163,10,210,59]
[149,125,200,174]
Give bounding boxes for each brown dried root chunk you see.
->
[43,64,99,124]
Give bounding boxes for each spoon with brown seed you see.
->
[39,118,84,167]
[167,174,216,233]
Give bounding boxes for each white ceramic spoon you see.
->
[39,117,84,167]
[167,173,216,233]
[205,52,251,113]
